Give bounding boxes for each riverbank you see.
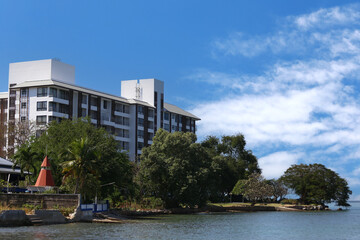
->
[0,202,336,226]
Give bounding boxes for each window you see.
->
[138,142,144,151]
[148,109,154,118]
[91,97,98,106]
[36,115,47,125]
[123,105,130,114]
[49,88,57,97]
[115,103,123,112]
[138,130,144,139]
[138,106,144,115]
[21,116,26,122]
[172,125,176,131]
[164,112,169,121]
[123,129,129,138]
[82,95,88,104]
[21,102,27,109]
[37,101,47,111]
[148,133,154,141]
[90,110,97,119]
[115,116,122,125]
[59,90,69,100]
[103,100,108,109]
[123,142,129,151]
[21,89,27,97]
[59,104,69,114]
[119,141,129,151]
[123,117,130,126]
[36,130,45,137]
[148,121,154,129]
[48,116,59,122]
[164,123,170,131]
[37,87,47,97]
[137,118,144,127]
[81,108,87,117]
[49,102,57,112]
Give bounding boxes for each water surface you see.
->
[1,202,359,240]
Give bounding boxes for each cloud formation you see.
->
[189,4,360,189]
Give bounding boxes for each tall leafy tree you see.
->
[280,163,352,206]
[138,129,212,208]
[202,134,261,201]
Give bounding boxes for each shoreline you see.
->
[0,203,340,227]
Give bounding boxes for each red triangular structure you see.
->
[35,156,55,187]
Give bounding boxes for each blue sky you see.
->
[1,0,360,199]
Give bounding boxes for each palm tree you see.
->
[61,137,101,194]
[12,143,41,183]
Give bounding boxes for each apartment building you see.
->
[0,59,200,161]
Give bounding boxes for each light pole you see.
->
[95,182,115,204]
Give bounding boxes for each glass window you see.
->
[59,90,69,100]
[137,130,144,139]
[37,87,47,97]
[21,102,26,109]
[123,117,130,126]
[115,103,122,112]
[21,89,27,97]
[91,97,98,106]
[164,123,170,131]
[137,118,144,127]
[37,101,47,111]
[20,116,26,122]
[82,95,88,104]
[148,109,154,118]
[49,88,57,97]
[59,104,69,114]
[138,106,144,115]
[164,112,169,121]
[148,121,154,129]
[90,110,97,119]
[49,102,57,112]
[148,133,154,141]
[48,116,59,122]
[138,142,144,151]
[115,116,122,125]
[123,105,130,114]
[103,100,108,109]
[81,108,87,117]
[36,115,47,125]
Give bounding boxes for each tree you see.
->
[267,179,288,202]
[62,137,101,195]
[232,173,272,204]
[201,134,261,201]
[138,129,212,208]
[280,163,352,206]
[14,118,134,201]
[12,140,43,183]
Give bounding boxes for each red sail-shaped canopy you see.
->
[35,156,55,187]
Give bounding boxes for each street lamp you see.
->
[95,182,115,204]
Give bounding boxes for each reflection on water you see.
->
[1,202,360,240]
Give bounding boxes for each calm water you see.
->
[1,202,360,240]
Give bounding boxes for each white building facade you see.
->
[0,59,200,161]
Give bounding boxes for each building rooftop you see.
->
[164,103,200,120]
[0,92,8,99]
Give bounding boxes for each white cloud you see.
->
[258,151,301,179]
[294,5,360,30]
[188,4,360,196]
